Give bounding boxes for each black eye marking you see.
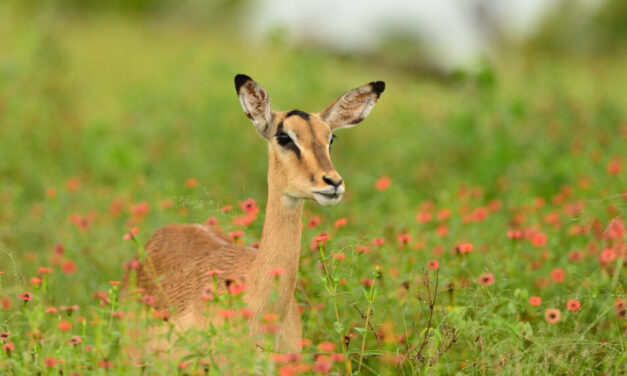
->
[276,132,292,146]
[275,126,301,159]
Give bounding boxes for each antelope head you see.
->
[235,74,385,207]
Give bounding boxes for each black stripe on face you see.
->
[286,109,310,121]
[312,141,332,170]
[309,125,333,171]
[276,122,301,159]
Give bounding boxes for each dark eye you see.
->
[276,132,293,146]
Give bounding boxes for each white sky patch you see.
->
[247,0,602,70]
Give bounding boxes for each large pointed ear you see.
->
[319,81,385,130]
[234,74,273,138]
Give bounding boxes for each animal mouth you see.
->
[312,187,344,206]
[316,192,340,199]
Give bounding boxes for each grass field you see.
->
[1,4,626,375]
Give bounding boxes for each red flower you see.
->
[44,356,57,368]
[416,211,432,224]
[373,238,385,247]
[160,199,173,210]
[566,299,581,312]
[530,232,547,247]
[69,336,82,345]
[436,209,451,221]
[334,218,347,228]
[61,260,76,275]
[38,267,53,275]
[0,297,11,310]
[268,268,284,277]
[205,269,225,276]
[240,308,254,319]
[331,253,345,260]
[263,313,278,323]
[308,216,321,228]
[66,177,81,192]
[544,308,561,323]
[529,296,542,306]
[605,218,625,239]
[550,268,565,284]
[317,341,336,352]
[355,246,370,254]
[227,280,246,295]
[568,250,584,262]
[131,201,151,217]
[614,298,626,312]
[330,353,344,362]
[124,259,140,270]
[472,207,488,222]
[221,205,233,213]
[477,273,494,286]
[140,294,155,306]
[201,285,215,302]
[218,309,236,319]
[435,225,449,237]
[607,158,621,175]
[456,242,474,254]
[240,198,258,213]
[205,217,219,226]
[2,342,15,354]
[109,281,121,286]
[185,178,198,188]
[312,356,332,373]
[58,321,72,332]
[361,278,374,287]
[507,230,523,240]
[98,360,114,369]
[397,233,412,246]
[19,292,32,302]
[123,227,140,241]
[228,230,244,243]
[153,310,170,321]
[30,277,42,286]
[311,232,331,249]
[375,176,391,191]
[600,249,617,264]
[46,307,58,314]
[426,260,439,270]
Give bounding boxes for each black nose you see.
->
[323,176,343,187]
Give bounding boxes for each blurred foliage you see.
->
[593,0,627,49]
[13,0,249,20]
[530,0,627,53]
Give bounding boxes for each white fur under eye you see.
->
[285,129,302,151]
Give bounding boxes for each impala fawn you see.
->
[126,74,385,357]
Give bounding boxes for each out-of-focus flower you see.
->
[477,273,494,286]
[529,296,542,306]
[375,176,391,191]
[566,299,581,312]
[426,260,439,270]
[545,308,561,323]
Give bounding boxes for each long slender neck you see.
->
[245,158,303,318]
